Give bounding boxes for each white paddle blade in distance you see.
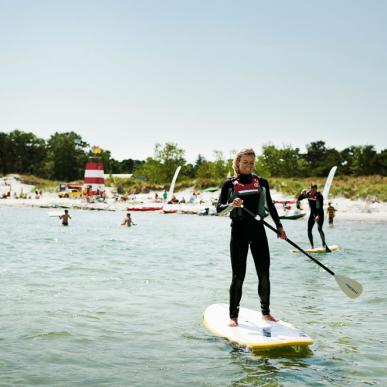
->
[334,274,363,299]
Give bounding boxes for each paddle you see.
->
[220,204,363,299]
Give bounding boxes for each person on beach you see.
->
[162,190,168,203]
[216,148,287,326]
[59,210,71,226]
[327,202,336,225]
[121,213,136,227]
[297,184,331,252]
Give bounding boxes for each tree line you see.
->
[0,130,385,183]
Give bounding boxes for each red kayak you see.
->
[162,209,177,214]
[127,206,163,211]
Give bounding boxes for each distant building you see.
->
[84,147,105,195]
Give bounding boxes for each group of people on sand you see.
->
[217,147,336,326]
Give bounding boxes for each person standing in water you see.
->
[327,202,337,226]
[59,209,71,226]
[121,213,136,227]
[162,190,168,203]
[297,184,331,252]
[217,148,287,326]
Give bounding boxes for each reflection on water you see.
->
[228,345,313,386]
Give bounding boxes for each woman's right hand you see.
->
[232,198,244,208]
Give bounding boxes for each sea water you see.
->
[0,207,386,386]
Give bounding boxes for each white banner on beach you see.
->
[323,166,337,202]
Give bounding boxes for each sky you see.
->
[1,0,386,162]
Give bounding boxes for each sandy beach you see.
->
[1,175,386,222]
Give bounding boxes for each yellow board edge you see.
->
[203,314,313,350]
[290,245,339,254]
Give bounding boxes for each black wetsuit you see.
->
[298,191,328,248]
[217,174,282,318]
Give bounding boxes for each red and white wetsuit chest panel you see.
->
[232,177,261,197]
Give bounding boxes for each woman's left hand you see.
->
[277,227,287,240]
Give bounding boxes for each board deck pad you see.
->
[290,245,339,253]
[203,304,313,349]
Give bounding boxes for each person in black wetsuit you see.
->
[297,184,331,252]
[217,148,287,326]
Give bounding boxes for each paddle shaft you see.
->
[241,206,336,276]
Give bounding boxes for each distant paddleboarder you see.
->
[217,148,287,326]
[297,184,331,252]
[59,209,71,226]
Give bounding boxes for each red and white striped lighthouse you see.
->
[84,146,105,194]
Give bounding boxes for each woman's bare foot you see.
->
[228,318,238,327]
[262,314,278,322]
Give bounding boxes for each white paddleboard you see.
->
[48,211,63,217]
[203,304,313,349]
[291,245,339,253]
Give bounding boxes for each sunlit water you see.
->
[1,207,386,386]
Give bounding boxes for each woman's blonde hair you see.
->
[232,148,256,176]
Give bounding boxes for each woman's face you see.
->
[239,155,255,175]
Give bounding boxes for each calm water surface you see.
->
[1,207,386,386]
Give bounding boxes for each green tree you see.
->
[376,149,387,176]
[134,157,163,183]
[119,159,143,174]
[256,144,305,177]
[196,160,213,179]
[154,142,186,182]
[211,150,228,178]
[0,132,12,174]
[180,163,195,179]
[46,132,88,181]
[1,130,46,175]
[194,154,206,176]
[304,141,329,176]
[350,145,379,176]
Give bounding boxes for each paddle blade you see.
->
[217,204,233,216]
[334,274,363,299]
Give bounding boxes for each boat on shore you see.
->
[279,209,306,220]
[127,206,163,211]
[162,209,177,214]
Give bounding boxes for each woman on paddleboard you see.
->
[217,148,287,326]
[297,183,331,252]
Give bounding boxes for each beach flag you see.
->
[92,145,102,154]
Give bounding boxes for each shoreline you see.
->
[1,192,386,223]
[1,175,386,223]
